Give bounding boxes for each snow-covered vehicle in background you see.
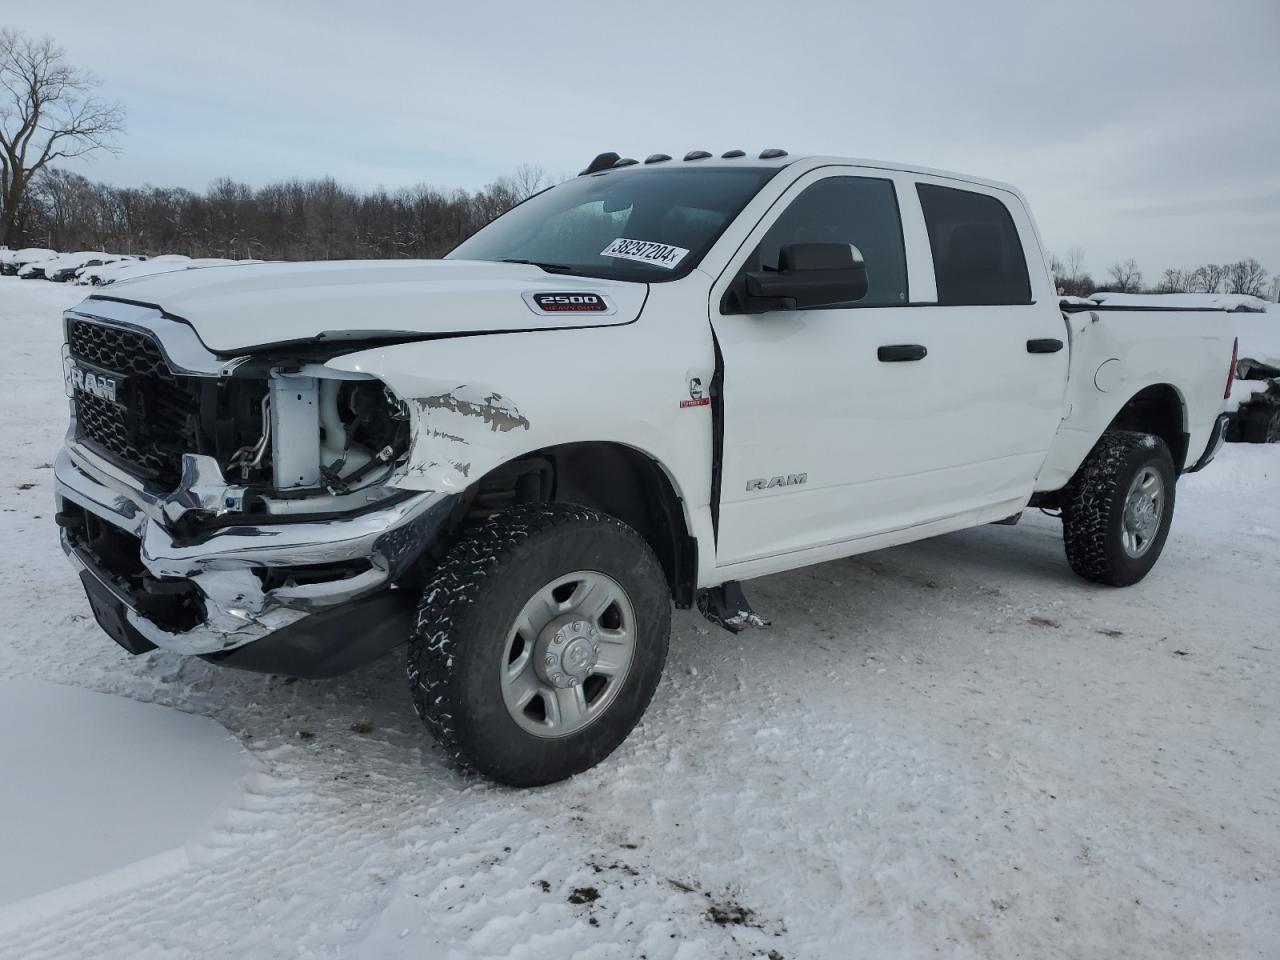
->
[19,251,132,282]
[0,250,263,286]
[63,253,136,283]
[74,261,124,285]
[54,149,1238,787]
[0,247,55,275]
[1228,358,1280,443]
[1227,304,1280,443]
[82,254,190,284]
[17,255,59,279]
[77,255,260,285]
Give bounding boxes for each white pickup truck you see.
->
[54,150,1237,785]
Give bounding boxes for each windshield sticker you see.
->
[600,238,690,270]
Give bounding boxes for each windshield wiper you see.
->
[500,258,577,274]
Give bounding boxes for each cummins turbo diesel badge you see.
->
[600,237,689,269]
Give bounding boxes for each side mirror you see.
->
[743,243,868,310]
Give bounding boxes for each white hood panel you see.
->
[90,259,647,353]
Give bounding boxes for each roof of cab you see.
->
[580,149,1024,198]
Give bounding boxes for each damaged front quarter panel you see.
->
[418,386,531,433]
[390,383,533,494]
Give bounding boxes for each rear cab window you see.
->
[916,184,1032,306]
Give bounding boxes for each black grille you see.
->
[67,319,201,489]
[67,320,170,379]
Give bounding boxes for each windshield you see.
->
[446,166,780,282]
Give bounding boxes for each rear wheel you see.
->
[1061,430,1176,587]
[408,502,670,786]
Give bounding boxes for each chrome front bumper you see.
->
[55,444,453,656]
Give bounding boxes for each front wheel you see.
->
[408,502,670,786]
[1061,430,1177,587]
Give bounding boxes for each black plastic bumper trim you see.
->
[199,589,416,679]
[78,570,159,656]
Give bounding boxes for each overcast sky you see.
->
[7,0,1279,284]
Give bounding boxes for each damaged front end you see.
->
[54,298,457,676]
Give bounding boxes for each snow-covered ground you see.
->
[0,679,254,930]
[1,276,1277,959]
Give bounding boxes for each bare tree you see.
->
[1156,268,1193,293]
[1224,258,1267,297]
[1049,245,1091,296]
[510,163,550,201]
[0,30,125,246]
[31,165,99,248]
[1107,259,1143,293]
[1190,263,1226,293]
[1048,250,1065,293]
[1066,246,1086,282]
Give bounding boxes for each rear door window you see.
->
[916,184,1031,306]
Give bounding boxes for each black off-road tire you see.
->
[407,502,670,787]
[1061,430,1177,587]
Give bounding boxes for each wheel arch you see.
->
[1104,383,1190,471]
[457,441,699,609]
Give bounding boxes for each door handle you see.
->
[877,344,927,362]
[1027,338,1064,354]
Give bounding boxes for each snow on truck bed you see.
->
[1085,291,1271,313]
[1068,292,1280,368]
[1,276,1278,959]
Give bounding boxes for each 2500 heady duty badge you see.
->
[54,148,1237,786]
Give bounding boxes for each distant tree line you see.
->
[10,157,1278,301]
[7,163,550,260]
[1050,246,1272,299]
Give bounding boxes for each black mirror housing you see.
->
[743,242,868,310]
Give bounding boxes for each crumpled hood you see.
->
[87,259,647,353]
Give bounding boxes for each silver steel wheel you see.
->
[1121,467,1164,558]
[500,570,636,738]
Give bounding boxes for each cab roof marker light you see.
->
[759,148,789,159]
[579,152,620,176]
[684,150,712,161]
[721,149,746,158]
[644,154,672,164]
[612,157,639,168]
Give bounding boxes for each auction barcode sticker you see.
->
[600,238,690,270]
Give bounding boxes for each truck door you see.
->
[708,169,1068,567]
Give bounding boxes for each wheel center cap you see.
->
[1126,491,1167,545]
[535,617,600,688]
[1126,494,1158,537]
